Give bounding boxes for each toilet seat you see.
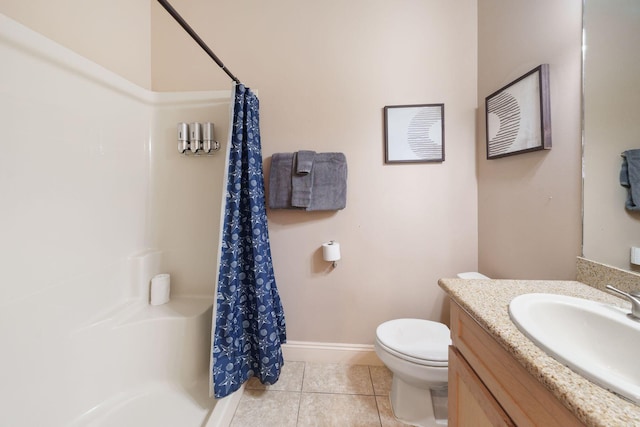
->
[376,319,451,367]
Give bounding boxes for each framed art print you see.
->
[485,64,551,159]
[384,103,445,163]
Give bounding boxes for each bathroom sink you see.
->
[509,293,640,404]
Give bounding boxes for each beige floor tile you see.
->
[302,363,374,395]
[376,395,413,427]
[245,360,305,392]
[230,389,300,427]
[370,365,393,396]
[297,393,382,427]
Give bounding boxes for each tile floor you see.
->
[230,361,413,427]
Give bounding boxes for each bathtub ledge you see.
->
[75,296,213,333]
[116,296,213,326]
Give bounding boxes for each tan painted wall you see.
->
[583,0,640,271]
[0,0,151,89]
[477,0,583,280]
[152,0,479,343]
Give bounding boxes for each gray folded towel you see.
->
[296,150,316,175]
[621,149,640,211]
[269,151,347,211]
[268,153,294,209]
[291,151,315,208]
[307,152,347,211]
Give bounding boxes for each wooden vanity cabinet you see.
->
[448,301,585,427]
[449,346,514,426]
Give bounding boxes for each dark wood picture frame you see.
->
[485,64,551,159]
[384,103,445,164]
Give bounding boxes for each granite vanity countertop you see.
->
[438,278,640,427]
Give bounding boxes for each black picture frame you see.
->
[485,64,551,159]
[384,104,445,164]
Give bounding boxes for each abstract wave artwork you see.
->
[384,103,445,163]
[485,64,552,159]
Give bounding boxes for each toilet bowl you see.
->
[375,272,489,427]
[375,318,450,426]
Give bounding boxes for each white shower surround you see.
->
[0,14,238,426]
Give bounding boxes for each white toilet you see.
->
[374,272,489,427]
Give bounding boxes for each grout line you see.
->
[295,362,306,426]
[369,366,385,427]
[299,390,377,396]
[368,364,377,395]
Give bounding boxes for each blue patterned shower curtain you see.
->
[212,85,286,399]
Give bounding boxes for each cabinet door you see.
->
[449,346,515,427]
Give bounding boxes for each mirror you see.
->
[583,0,640,271]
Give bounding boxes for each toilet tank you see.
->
[457,272,490,279]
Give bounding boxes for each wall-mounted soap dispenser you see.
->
[189,122,202,153]
[202,122,220,153]
[178,123,189,153]
[177,122,220,155]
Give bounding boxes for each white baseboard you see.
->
[282,340,383,366]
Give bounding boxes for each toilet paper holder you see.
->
[322,240,341,268]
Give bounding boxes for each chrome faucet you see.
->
[605,285,640,320]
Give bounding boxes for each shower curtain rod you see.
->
[157,0,242,85]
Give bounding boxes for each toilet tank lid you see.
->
[376,318,450,362]
[457,272,490,279]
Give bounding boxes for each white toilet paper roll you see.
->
[150,273,171,305]
[322,241,341,262]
